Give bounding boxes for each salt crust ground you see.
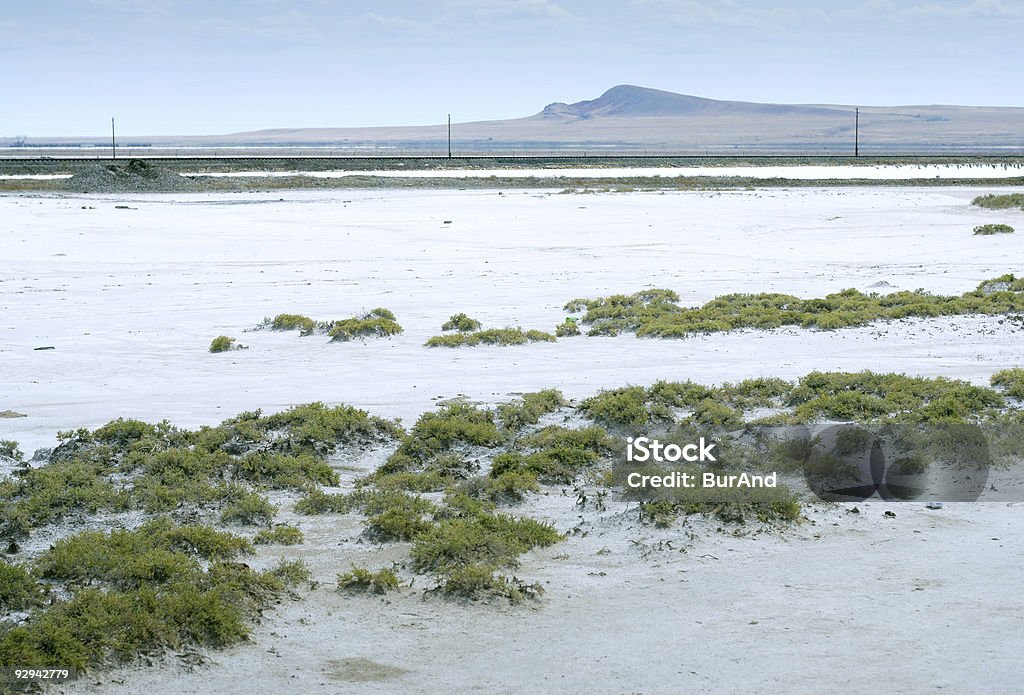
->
[1,186,1022,693]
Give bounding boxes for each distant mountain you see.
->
[536,85,847,120]
[5,85,1024,153]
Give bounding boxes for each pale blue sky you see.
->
[4,0,1022,136]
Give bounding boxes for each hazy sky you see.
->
[4,0,1023,136]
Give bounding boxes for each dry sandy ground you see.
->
[1,185,1023,693]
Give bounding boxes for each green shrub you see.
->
[0,560,43,611]
[972,193,1024,210]
[384,402,502,471]
[991,368,1024,399]
[789,371,1003,423]
[580,387,650,429]
[326,309,402,342]
[555,319,581,337]
[0,555,287,671]
[293,489,352,515]
[497,389,566,431]
[974,224,1015,235]
[360,492,439,541]
[410,513,561,574]
[209,336,236,353]
[524,329,557,343]
[0,439,23,461]
[268,559,312,586]
[231,452,339,488]
[253,524,304,545]
[567,277,1024,339]
[434,563,543,603]
[442,313,482,332]
[257,402,403,456]
[691,399,744,430]
[219,489,278,526]
[475,470,540,504]
[35,521,252,588]
[425,327,556,347]
[337,567,400,594]
[269,313,316,333]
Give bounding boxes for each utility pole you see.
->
[447,114,452,159]
[854,108,859,158]
[111,117,117,159]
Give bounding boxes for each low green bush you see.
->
[789,371,1003,423]
[293,489,353,515]
[425,327,557,347]
[565,276,1024,339]
[991,368,1024,399]
[253,524,304,545]
[231,452,339,489]
[268,313,317,334]
[974,224,1015,235]
[410,513,561,575]
[555,319,581,337]
[209,336,236,353]
[360,491,439,541]
[580,387,651,429]
[442,313,482,332]
[327,308,403,342]
[219,488,278,526]
[268,559,312,587]
[382,402,502,474]
[491,426,612,484]
[337,566,400,594]
[0,439,23,461]
[972,193,1024,210]
[617,463,801,525]
[0,560,43,611]
[497,389,566,431]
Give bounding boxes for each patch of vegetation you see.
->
[337,566,400,594]
[580,386,652,429]
[293,488,353,515]
[491,426,613,484]
[327,308,403,342]
[497,389,566,431]
[424,327,557,347]
[442,313,482,332]
[268,313,317,334]
[788,371,1003,424]
[361,491,439,541]
[0,439,23,461]
[0,560,43,612]
[268,558,312,587]
[458,470,540,504]
[253,524,304,545]
[379,402,502,477]
[991,368,1024,399]
[972,193,1024,210]
[555,318,581,337]
[219,488,278,526]
[0,522,284,672]
[564,276,1024,338]
[974,224,1015,235]
[209,335,237,353]
[410,512,560,601]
